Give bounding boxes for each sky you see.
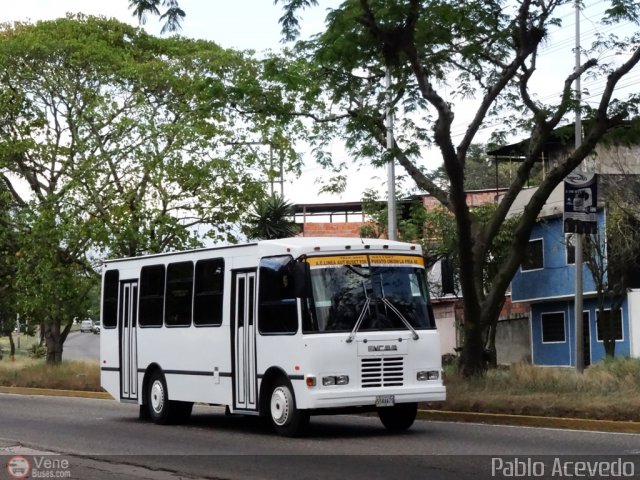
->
[2,1,637,205]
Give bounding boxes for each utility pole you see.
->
[386,68,397,241]
[269,143,274,196]
[574,0,584,373]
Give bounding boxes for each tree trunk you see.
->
[459,323,486,376]
[458,299,488,377]
[43,320,63,364]
[8,331,15,360]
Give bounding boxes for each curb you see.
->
[1,386,638,434]
[0,386,112,400]
[417,409,640,434]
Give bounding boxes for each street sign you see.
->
[563,170,598,234]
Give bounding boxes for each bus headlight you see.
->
[417,370,439,381]
[322,375,349,386]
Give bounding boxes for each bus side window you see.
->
[258,256,298,335]
[139,265,165,327]
[102,269,119,328]
[165,261,193,327]
[194,258,224,327]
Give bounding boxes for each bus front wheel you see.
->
[378,402,418,432]
[269,380,309,437]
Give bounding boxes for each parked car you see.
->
[92,323,101,334]
[80,320,93,333]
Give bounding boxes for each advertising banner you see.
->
[564,170,598,234]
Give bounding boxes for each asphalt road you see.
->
[0,394,639,480]
[63,331,100,362]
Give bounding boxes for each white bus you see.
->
[100,237,445,436]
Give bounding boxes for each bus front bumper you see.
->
[295,384,446,410]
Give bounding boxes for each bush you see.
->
[29,344,46,359]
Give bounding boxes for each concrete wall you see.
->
[629,289,640,358]
[496,316,532,365]
[300,222,367,237]
[432,297,532,363]
[432,301,458,355]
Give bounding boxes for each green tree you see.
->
[430,144,543,191]
[129,1,640,375]
[13,205,98,363]
[243,194,299,240]
[129,0,185,33]
[0,16,300,362]
[359,189,428,242]
[361,190,519,366]
[269,0,640,376]
[0,184,18,358]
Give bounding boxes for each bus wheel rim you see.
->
[150,380,165,414]
[270,386,290,426]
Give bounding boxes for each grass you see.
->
[0,333,40,358]
[433,358,640,421]
[0,357,101,391]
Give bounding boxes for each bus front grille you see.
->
[360,356,404,388]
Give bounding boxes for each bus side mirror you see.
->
[291,262,311,298]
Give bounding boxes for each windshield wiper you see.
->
[376,274,419,340]
[380,297,420,340]
[346,297,370,343]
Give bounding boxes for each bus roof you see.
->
[103,237,421,265]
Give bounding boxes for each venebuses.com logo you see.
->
[6,456,30,479]
[6,455,72,478]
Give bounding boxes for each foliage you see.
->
[243,194,299,240]
[0,16,302,362]
[0,184,18,342]
[12,204,98,363]
[430,144,543,191]
[269,0,640,376]
[131,1,640,376]
[359,189,428,242]
[29,344,46,359]
[129,0,185,33]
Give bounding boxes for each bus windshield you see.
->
[302,257,435,333]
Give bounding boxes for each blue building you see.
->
[511,211,640,367]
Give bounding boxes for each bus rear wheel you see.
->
[148,371,193,425]
[148,371,173,424]
[378,402,418,432]
[268,380,309,437]
[146,370,192,425]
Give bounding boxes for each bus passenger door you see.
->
[232,270,257,411]
[119,281,138,401]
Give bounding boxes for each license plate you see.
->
[375,395,395,407]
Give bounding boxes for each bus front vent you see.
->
[360,356,404,388]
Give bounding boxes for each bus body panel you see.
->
[135,325,233,404]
